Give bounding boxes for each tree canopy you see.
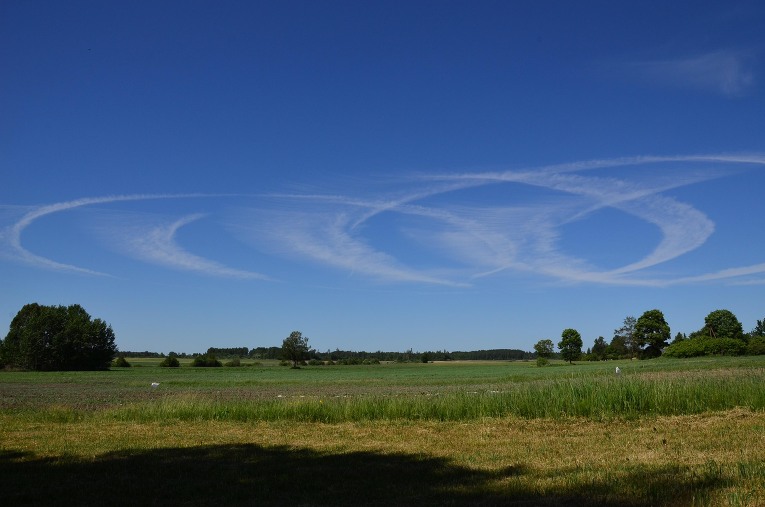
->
[634,309,670,358]
[0,303,116,371]
[558,329,582,364]
[702,309,744,340]
[533,339,554,358]
[282,331,309,368]
[613,316,637,358]
[588,336,608,361]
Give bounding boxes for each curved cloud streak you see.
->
[1,193,267,279]
[3,154,765,286]
[113,213,269,280]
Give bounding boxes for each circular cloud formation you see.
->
[2,154,764,286]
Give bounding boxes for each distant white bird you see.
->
[151,382,160,388]
[615,367,621,375]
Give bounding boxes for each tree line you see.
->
[534,308,765,365]
[2,303,763,371]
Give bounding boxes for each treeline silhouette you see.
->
[119,346,535,362]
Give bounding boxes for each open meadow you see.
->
[3,357,765,506]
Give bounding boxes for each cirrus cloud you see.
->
[3,154,765,287]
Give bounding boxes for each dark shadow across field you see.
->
[2,445,728,506]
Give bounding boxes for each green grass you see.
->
[3,356,765,422]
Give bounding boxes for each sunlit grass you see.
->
[3,411,765,506]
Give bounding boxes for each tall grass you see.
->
[98,370,765,424]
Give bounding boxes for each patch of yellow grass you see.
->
[3,409,765,505]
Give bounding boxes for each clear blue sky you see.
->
[2,1,764,354]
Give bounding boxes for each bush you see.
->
[536,357,549,367]
[112,356,131,368]
[308,359,324,366]
[191,355,222,367]
[663,337,747,358]
[159,356,180,367]
[747,336,765,356]
[224,358,241,367]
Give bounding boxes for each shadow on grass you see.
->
[2,446,729,506]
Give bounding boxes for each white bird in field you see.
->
[615,367,621,375]
[151,382,160,388]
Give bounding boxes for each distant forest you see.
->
[118,346,536,362]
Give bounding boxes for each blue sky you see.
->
[2,1,764,354]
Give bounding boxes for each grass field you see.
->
[2,357,765,506]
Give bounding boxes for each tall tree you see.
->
[606,334,628,359]
[591,336,608,360]
[634,309,670,358]
[281,331,309,368]
[703,309,744,340]
[614,316,637,358]
[558,328,583,364]
[753,318,765,337]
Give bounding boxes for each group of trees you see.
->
[0,303,116,371]
[536,308,765,365]
[535,309,671,365]
[663,310,765,357]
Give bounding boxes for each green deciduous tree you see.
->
[634,309,670,358]
[606,334,628,360]
[752,318,765,337]
[558,329,582,364]
[533,339,554,366]
[282,331,309,368]
[591,336,608,361]
[614,316,637,358]
[703,309,744,340]
[0,303,116,371]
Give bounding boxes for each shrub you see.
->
[112,356,131,368]
[664,337,747,358]
[536,357,549,367]
[308,359,324,366]
[747,336,765,356]
[159,356,180,367]
[191,355,222,367]
[224,358,241,367]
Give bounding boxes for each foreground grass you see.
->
[3,411,765,506]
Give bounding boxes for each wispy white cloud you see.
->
[3,155,765,287]
[110,213,269,280]
[0,193,266,279]
[628,49,757,97]
[250,154,765,287]
[229,204,465,286]
[1,195,160,275]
